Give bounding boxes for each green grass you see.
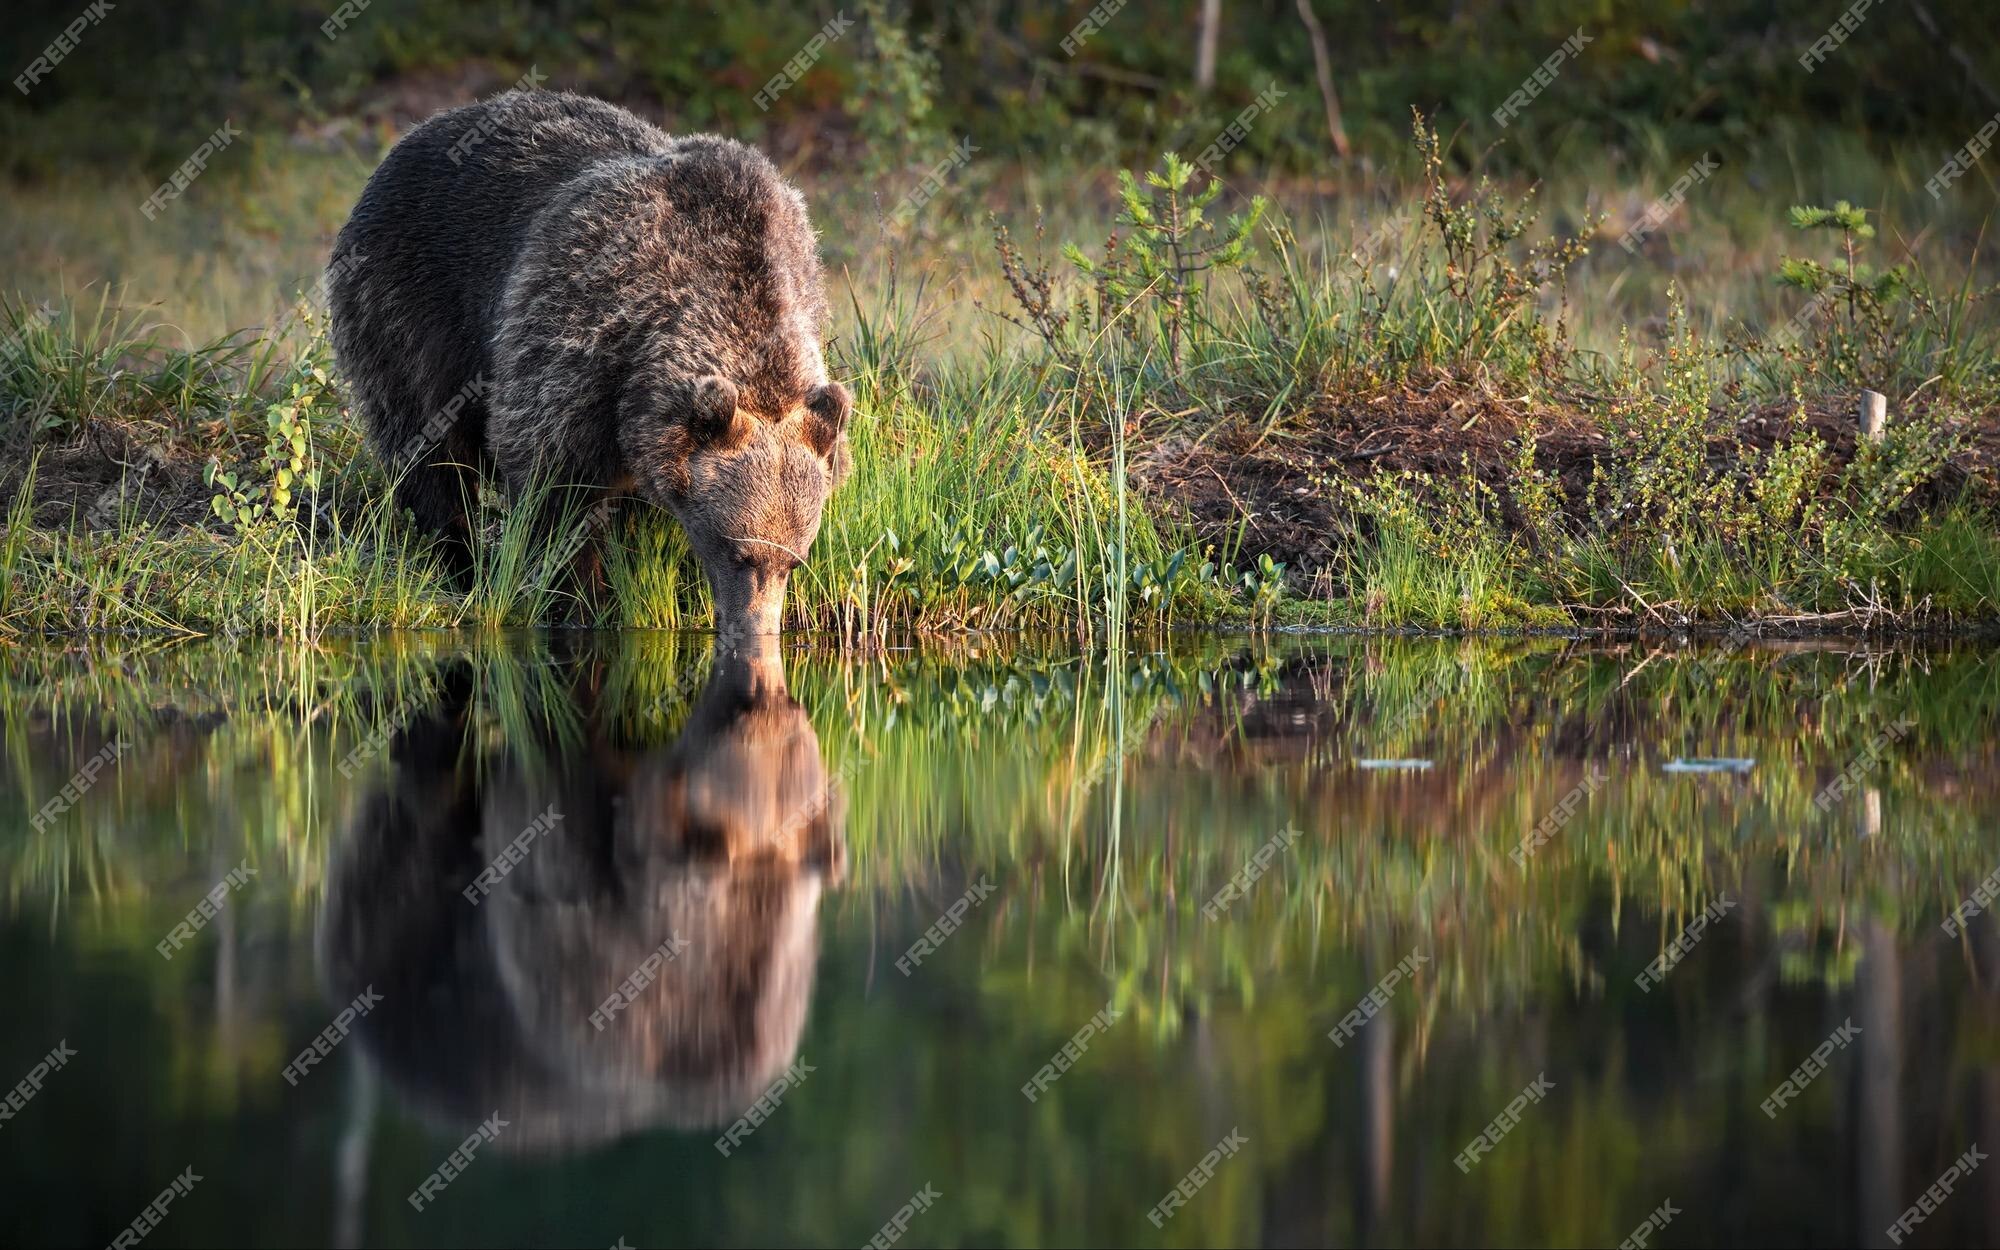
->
[0,283,1210,637]
[1,119,1996,637]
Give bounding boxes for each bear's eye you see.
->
[729,536,807,571]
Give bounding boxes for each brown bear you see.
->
[317,636,843,1151]
[326,89,851,634]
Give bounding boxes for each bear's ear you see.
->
[801,381,851,459]
[688,374,741,446]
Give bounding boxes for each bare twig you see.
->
[1612,572,1668,626]
[991,28,1167,91]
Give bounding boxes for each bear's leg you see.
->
[506,474,616,619]
[549,484,615,619]
[394,449,484,588]
[567,531,610,612]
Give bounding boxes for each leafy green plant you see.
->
[206,369,325,534]
[1064,152,1267,372]
[1237,552,1286,625]
[1403,111,1594,380]
[1592,293,1727,550]
[1773,201,1911,389]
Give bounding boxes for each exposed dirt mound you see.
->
[1127,378,1994,595]
[1,429,211,531]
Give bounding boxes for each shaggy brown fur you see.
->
[326,90,850,631]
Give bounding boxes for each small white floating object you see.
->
[1663,757,1756,774]
[1357,758,1434,771]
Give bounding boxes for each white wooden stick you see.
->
[1860,389,1887,441]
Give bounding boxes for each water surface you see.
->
[4,633,1999,1248]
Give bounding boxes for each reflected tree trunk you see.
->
[1981,920,2000,1240]
[1984,1066,2000,1244]
[333,1061,378,1249]
[1361,999,1393,1238]
[215,845,240,1080]
[1856,917,1902,1248]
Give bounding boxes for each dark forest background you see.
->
[4,0,1996,180]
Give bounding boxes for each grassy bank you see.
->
[1,118,1997,637]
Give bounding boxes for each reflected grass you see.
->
[3,634,1996,1017]
[4,633,1999,1249]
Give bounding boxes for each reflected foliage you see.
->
[3,634,1999,1245]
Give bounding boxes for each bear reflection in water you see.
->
[318,638,843,1152]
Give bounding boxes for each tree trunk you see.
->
[1294,0,1351,159]
[1195,0,1222,92]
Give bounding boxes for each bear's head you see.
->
[627,372,851,636]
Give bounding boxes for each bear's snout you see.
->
[705,553,791,637]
